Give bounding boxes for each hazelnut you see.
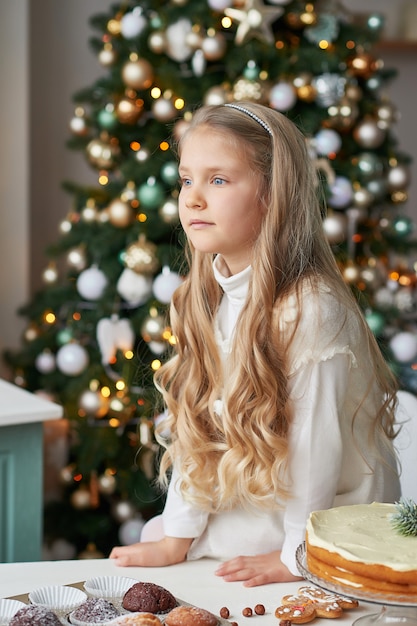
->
[242,607,253,617]
[254,604,265,615]
[220,607,230,619]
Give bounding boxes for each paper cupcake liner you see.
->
[84,577,139,601]
[28,585,87,616]
[0,599,27,626]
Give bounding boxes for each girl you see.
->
[110,102,400,586]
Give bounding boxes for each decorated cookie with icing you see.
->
[275,585,359,622]
[275,603,317,623]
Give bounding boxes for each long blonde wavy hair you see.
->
[154,102,398,513]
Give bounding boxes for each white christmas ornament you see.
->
[119,517,145,545]
[389,332,417,363]
[76,266,108,301]
[152,267,182,304]
[56,343,89,376]
[35,350,56,374]
[148,341,168,355]
[314,128,342,155]
[269,82,297,111]
[208,0,231,9]
[97,315,135,364]
[117,267,153,306]
[120,9,147,39]
[192,50,206,77]
[165,19,193,62]
[328,176,353,209]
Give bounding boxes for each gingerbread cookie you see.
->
[297,586,359,611]
[275,585,359,623]
[275,603,317,624]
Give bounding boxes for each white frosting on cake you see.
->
[306,502,417,573]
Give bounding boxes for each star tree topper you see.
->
[225,0,284,45]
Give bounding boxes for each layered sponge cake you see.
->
[305,502,417,599]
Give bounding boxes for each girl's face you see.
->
[178,127,265,276]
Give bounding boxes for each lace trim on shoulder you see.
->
[289,344,357,376]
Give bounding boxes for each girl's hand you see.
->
[109,536,193,567]
[215,551,303,587]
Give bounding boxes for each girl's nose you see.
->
[185,187,205,209]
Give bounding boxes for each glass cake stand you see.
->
[296,543,417,626]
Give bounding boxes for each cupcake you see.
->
[9,605,61,626]
[69,597,121,625]
[28,584,87,617]
[122,582,177,614]
[0,599,27,626]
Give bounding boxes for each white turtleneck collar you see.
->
[212,255,252,345]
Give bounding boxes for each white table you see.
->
[0,557,378,625]
[0,379,63,562]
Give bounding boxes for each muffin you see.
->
[9,605,61,626]
[70,597,121,625]
[113,614,162,625]
[122,582,177,614]
[165,606,218,626]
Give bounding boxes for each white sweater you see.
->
[162,256,400,575]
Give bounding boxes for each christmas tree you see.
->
[3,0,416,559]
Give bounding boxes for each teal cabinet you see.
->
[0,380,62,563]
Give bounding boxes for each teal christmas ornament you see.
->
[137,177,165,209]
[97,107,118,131]
[160,161,178,185]
[365,310,385,336]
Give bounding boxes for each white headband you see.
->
[225,103,273,136]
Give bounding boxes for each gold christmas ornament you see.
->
[152,97,177,122]
[70,486,92,510]
[204,85,231,105]
[42,263,59,284]
[124,235,160,274]
[148,30,167,54]
[66,246,87,271]
[141,309,167,342]
[233,76,268,103]
[107,15,122,36]
[116,95,144,124]
[86,135,121,170]
[159,198,179,224]
[325,97,359,130]
[201,32,227,60]
[122,57,154,90]
[69,110,89,136]
[347,52,379,79]
[108,198,134,228]
[98,44,117,67]
[343,262,361,284]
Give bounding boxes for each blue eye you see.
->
[180,178,192,187]
[213,177,225,185]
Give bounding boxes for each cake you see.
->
[165,606,218,626]
[305,502,417,598]
[9,605,61,625]
[122,582,177,614]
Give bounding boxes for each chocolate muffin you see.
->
[9,605,61,625]
[122,582,177,614]
[70,597,120,623]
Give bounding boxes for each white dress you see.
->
[161,256,400,575]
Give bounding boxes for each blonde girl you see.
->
[110,102,400,586]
